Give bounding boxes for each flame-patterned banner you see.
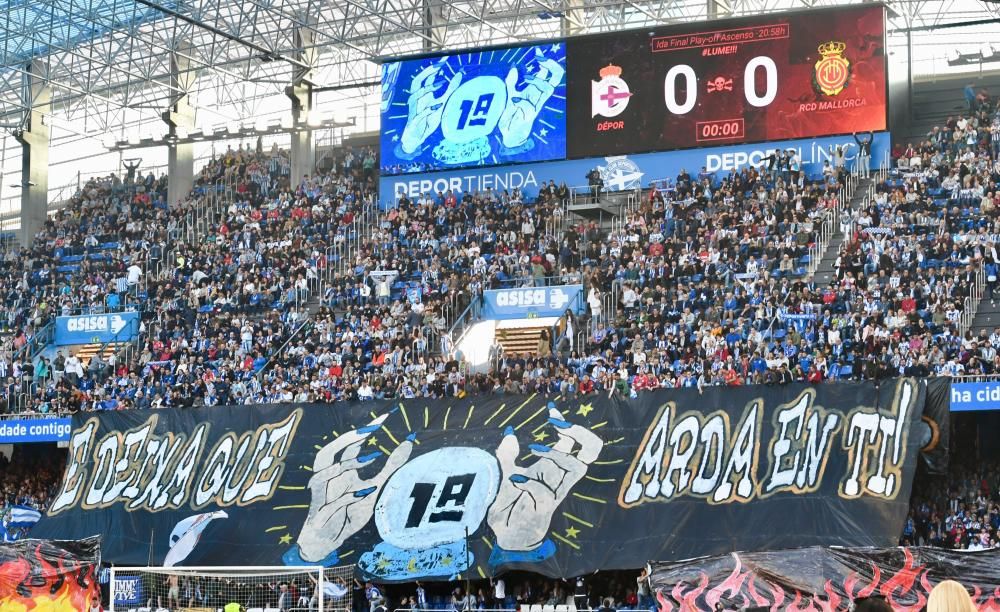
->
[652,546,1000,611]
[0,537,100,611]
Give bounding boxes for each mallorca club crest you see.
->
[813,41,851,96]
[591,64,632,118]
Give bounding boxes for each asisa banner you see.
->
[33,379,942,580]
[0,537,101,611]
[651,546,1000,611]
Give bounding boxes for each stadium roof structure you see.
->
[0,0,998,139]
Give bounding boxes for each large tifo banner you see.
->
[483,284,584,319]
[54,311,139,346]
[652,546,1000,611]
[0,537,100,611]
[381,131,891,203]
[34,379,944,580]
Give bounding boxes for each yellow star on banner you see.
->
[442,555,453,567]
[576,403,594,417]
[368,436,378,446]
[533,431,549,442]
[279,534,293,545]
[407,558,418,573]
[565,526,581,539]
[377,557,391,571]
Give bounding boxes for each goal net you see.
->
[109,565,355,612]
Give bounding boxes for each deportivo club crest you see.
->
[591,64,632,118]
[813,41,851,96]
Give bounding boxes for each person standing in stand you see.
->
[366,580,385,612]
[636,566,653,611]
[573,576,588,611]
[416,581,428,611]
[854,131,874,178]
[490,576,506,610]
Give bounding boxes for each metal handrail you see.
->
[10,320,54,366]
[951,374,1000,382]
[90,315,143,369]
[254,313,313,380]
[446,298,483,352]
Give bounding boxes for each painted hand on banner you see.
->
[497,53,564,150]
[487,405,603,554]
[400,61,463,156]
[289,413,413,565]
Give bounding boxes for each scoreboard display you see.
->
[566,4,887,158]
[379,5,887,174]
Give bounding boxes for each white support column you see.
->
[164,43,196,208]
[287,28,317,186]
[15,59,50,245]
[707,0,733,19]
[562,0,585,38]
[423,0,447,50]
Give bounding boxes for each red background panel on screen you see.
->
[566,5,887,158]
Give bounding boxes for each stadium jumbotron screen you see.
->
[566,4,888,157]
[379,43,568,175]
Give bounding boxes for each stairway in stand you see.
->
[73,342,127,366]
[969,295,1000,337]
[812,176,874,286]
[494,324,550,358]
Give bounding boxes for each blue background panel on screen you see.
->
[380,43,567,175]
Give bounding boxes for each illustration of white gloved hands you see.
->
[487,404,603,565]
[284,413,414,566]
[497,53,565,150]
[400,61,463,156]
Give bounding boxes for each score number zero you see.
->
[664,55,778,114]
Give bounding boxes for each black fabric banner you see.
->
[651,546,1000,611]
[920,378,951,475]
[33,379,938,580]
[0,536,101,610]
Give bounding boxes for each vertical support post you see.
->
[423,0,447,50]
[562,0,585,38]
[318,567,325,612]
[164,43,196,208]
[707,0,733,19]
[15,58,50,245]
[287,28,317,187]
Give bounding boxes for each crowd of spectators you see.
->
[522,94,999,397]
[375,571,655,612]
[904,414,1000,551]
[0,449,65,539]
[0,91,993,411]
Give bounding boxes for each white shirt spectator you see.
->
[126,264,142,286]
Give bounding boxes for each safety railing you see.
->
[805,173,856,277]
[959,261,986,336]
[92,314,144,374]
[254,313,313,380]
[9,320,54,368]
[445,297,483,356]
[951,374,1000,382]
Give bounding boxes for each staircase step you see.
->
[813,177,874,286]
[495,325,551,357]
